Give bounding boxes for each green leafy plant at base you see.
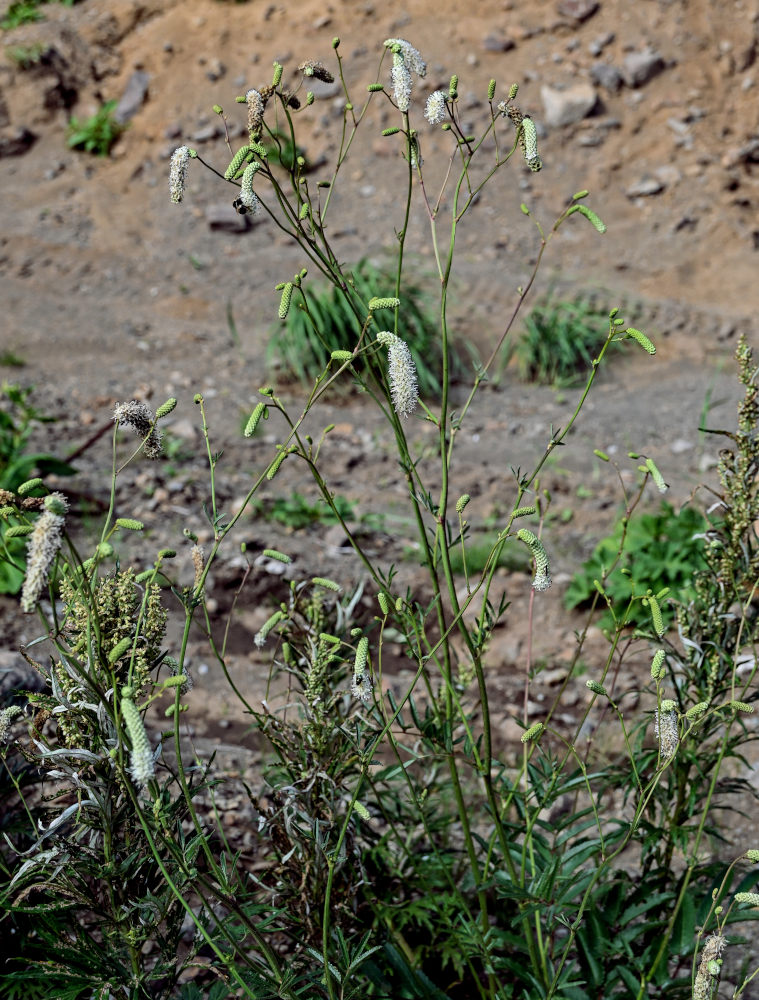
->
[66,99,126,156]
[516,296,617,385]
[252,490,356,529]
[1,0,78,31]
[565,500,707,630]
[265,128,309,172]
[268,258,459,396]
[3,37,759,1000]
[4,43,44,68]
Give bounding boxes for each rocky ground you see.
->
[1,0,759,845]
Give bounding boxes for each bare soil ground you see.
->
[1,0,758,830]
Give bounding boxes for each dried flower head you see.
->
[169,145,190,203]
[298,60,334,83]
[654,700,679,760]
[113,400,162,459]
[376,331,419,419]
[424,90,447,125]
[693,933,726,1000]
[246,88,264,138]
[21,492,68,613]
[0,706,23,742]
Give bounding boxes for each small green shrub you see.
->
[565,500,708,629]
[251,490,356,530]
[67,99,126,156]
[265,128,309,171]
[516,297,614,385]
[269,258,463,396]
[1,0,78,31]
[5,43,44,67]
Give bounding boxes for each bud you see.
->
[644,593,665,637]
[115,518,144,531]
[254,609,285,648]
[586,680,607,697]
[368,296,400,310]
[224,145,251,180]
[262,549,291,563]
[521,722,544,743]
[278,282,294,319]
[645,457,668,493]
[155,397,177,419]
[121,695,155,788]
[456,494,470,514]
[244,401,267,438]
[650,649,666,681]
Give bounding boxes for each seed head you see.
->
[169,145,191,203]
[21,492,68,613]
[654,704,679,760]
[298,60,334,83]
[113,400,162,459]
[246,88,265,138]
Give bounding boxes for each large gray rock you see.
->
[621,49,666,87]
[114,70,150,124]
[541,82,598,127]
[590,61,623,92]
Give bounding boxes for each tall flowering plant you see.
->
[2,33,758,1000]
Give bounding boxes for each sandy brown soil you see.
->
[1,0,758,813]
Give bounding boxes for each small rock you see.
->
[192,122,224,143]
[0,650,47,700]
[621,49,666,87]
[557,0,599,21]
[588,31,615,57]
[654,164,682,186]
[590,61,622,92]
[205,58,226,82]
[541,82,598,126]
[205,203,253,232]
[0,127,37,157]
[626,176,664,197]
[114,70,150,124]
[169,418,198,440]
[669,438,693,454]
[482,32,516,53]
